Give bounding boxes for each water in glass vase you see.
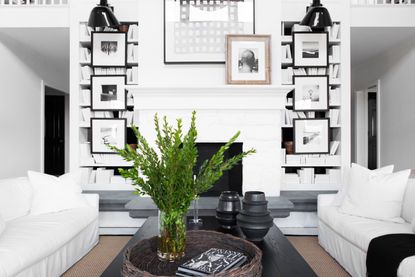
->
[157,210,186,262]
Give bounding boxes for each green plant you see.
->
[109,111,255,260]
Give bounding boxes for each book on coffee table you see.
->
[176,248,247,276]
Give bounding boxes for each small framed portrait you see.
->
[91,118,126,154]
[91,75,127,111]
[293,32,328,68]
[91,32,127,67]
[294,118,329,154]
[293,75,329,111]
[226,35,271,85]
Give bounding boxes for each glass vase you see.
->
[157,210,186,262]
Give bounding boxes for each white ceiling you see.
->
[0,28,69,67]
[351,27,415,67]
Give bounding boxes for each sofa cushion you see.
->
[0,177,33,221]
[0,206,98,277]
[340,165,410,223]
[319,205,412,252]
[402,179,415,223]
[28,171,87,215]
[332,164,394,206]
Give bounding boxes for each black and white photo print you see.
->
[92,32,127,67]
[294,118,329,154]
[91,75,127,111]
[238,48,259,73]
[293,32,328,67]
[91,118,126,154]
[293,76,329,111]
[302,41,319,59]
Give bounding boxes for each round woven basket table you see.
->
[122,230,262,277]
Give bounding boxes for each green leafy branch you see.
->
[109,111,255,215]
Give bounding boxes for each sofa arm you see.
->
[82,193,99,209]
[318,194,338,208]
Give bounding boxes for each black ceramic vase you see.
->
[237,191,273,242]
[216,191,241,229]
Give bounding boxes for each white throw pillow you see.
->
[0,215,5,237]
[339,165,410,223]
[0,177,33,221]
[28,171,87,215]
[332,164,394,206]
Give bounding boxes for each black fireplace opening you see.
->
[195,143,243,197]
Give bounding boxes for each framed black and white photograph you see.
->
[293,75,329,111]
[91,75,127,111]
[293,32,328,68]
[91,32,127,67]
[91,118,126,154]
[294,118,329,154]
[226,35,270,84]
[164,0,255,64]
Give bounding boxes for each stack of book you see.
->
[176,248,247,277]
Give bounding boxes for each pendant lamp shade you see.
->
[300,0,333,30]
[88,0,120,28]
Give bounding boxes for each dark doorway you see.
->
[196,143,243,197]
[368,92,377,170]
[44,94,65,175]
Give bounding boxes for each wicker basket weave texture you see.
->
[122,230,262,277]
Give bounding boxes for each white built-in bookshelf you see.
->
[280,21,343,191]
[77,21,139,191]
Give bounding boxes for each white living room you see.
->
[0,0,414,277]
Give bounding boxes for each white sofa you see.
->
[0,177,99,277]
[318,178,415,277]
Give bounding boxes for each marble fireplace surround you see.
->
[131,86,292,197]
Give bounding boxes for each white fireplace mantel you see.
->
[130,85,293,111]
[130,85,293,197]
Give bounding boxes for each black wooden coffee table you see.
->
[101,216,317,277]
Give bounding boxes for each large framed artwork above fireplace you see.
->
[131,86,292,197]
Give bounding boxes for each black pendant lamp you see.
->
[88,0,120,28]
[300,0,333,30]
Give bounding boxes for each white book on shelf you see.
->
[333,64,340,79]
[80,143,92,158]
[329,141,340,155]
[331,23,340,40]
[318,68,326,75]
[281,67,294,85]
[128,24,139,41]
[332,45,340,61]
[281,45,287,60]
[80,168,92,184]
[81,66,93,81]
[281,148,286,164]
[329,88,341,105]
[81,89,91,104]
[88,170,96,184]
[81,108,92,123]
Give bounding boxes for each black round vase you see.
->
[216,191,241,229]
[237,191,273,241]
